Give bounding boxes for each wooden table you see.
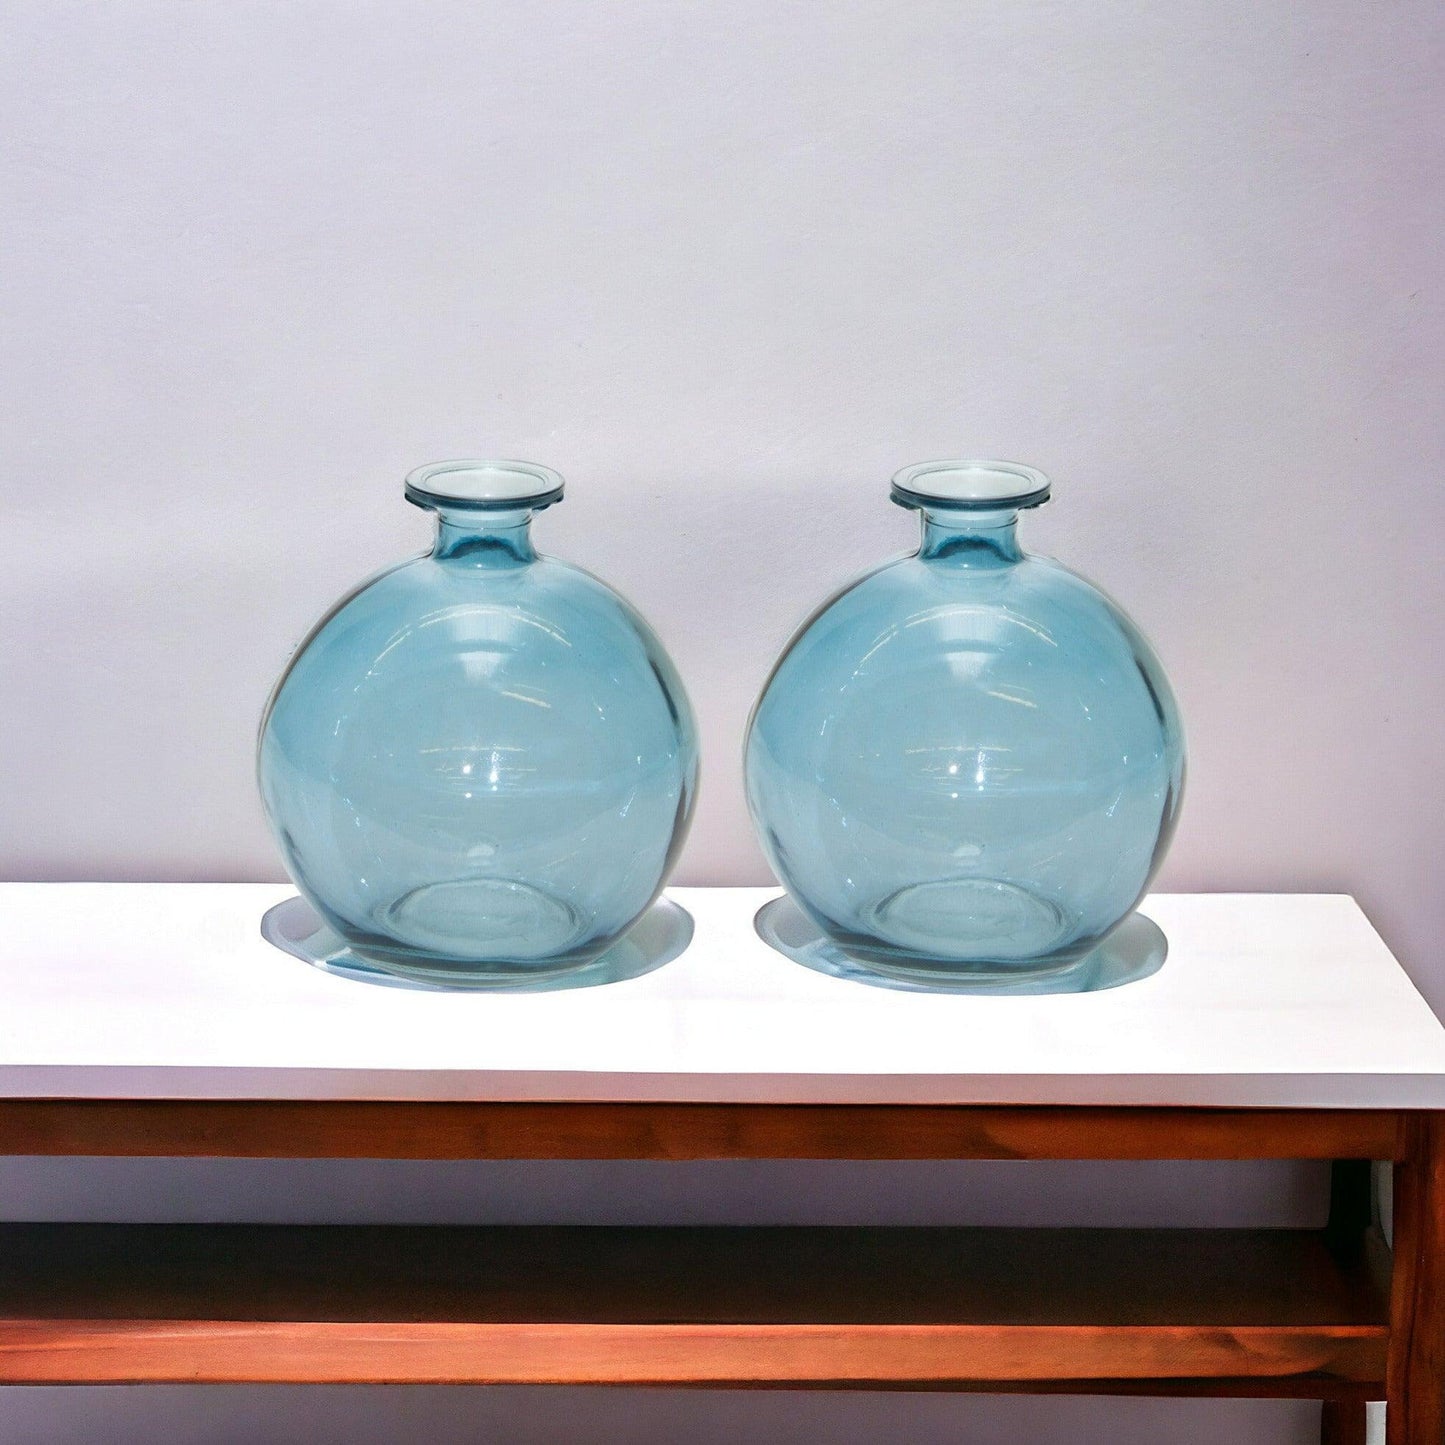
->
[1,885,1443,1443]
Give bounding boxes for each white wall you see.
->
[1,2,1439,1440]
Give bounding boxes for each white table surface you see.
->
[0,884,1442,1108]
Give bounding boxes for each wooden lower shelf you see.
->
[0,1225,1390,1392]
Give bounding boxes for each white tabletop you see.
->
[0,884,1442,1108]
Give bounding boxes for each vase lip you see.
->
[890,459,1051,513]
[404,458,565,514]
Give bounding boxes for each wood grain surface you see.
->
[0,1224,1390,1387]
[0,1099,1405,1161]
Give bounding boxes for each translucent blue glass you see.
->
[258,460,698,987]
[745,460,1185,986]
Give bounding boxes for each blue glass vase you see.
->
[745,460,1185,986]
[258,460,698,987]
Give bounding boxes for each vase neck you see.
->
[920,506,1022,565]
[433,507,536,565]
[405,459,562,567]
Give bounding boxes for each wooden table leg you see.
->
[1388,1112,1445,1444]
[1322,1399,1368,1444]
[1322,1159,1375,1443]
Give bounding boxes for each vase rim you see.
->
[404,459,565,513]
[890,459,1051,512]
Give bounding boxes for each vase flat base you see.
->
[754,894,1167,995]
[260,895,694,993]
[869,878,1069,960]
[383,878,583,962]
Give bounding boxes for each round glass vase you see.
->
[744,460,1185,987]
[258,460,698,988]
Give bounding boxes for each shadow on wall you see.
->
[0,1157,1327,1227]
[0,1386,1338,1445]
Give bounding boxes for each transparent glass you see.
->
[258,460,698,987]
[745,460,1185,985]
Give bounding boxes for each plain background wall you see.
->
[1,1,1441,1440]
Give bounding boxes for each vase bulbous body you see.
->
[745,461,1185,984]
[258,460,698,987]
